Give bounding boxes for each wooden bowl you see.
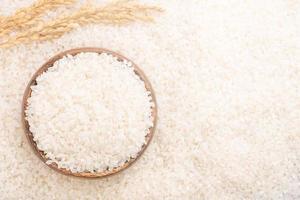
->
[22,47,157,178]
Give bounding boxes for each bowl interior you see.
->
[22,47,157,178]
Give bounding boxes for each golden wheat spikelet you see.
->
[0,0,76,37]
[0,0,162,48]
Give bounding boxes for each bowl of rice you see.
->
[22,47,157,178]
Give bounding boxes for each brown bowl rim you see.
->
[21,47,157,178]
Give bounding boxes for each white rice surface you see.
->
[25,52,154,173]
[0,0,300,199]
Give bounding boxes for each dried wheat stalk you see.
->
[0,0,162,48]
[0,0,75,37]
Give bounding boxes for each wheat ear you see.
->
[0,0,162,48]
[0,0,76,37]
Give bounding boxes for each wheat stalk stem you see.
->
[0,0,75,37]
[0,0,162,48]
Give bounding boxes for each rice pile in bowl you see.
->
[25,52,155,174]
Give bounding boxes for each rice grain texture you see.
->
[0,0,300,199]
[25,52,154,173]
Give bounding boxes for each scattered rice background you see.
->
[0,0,300,199]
